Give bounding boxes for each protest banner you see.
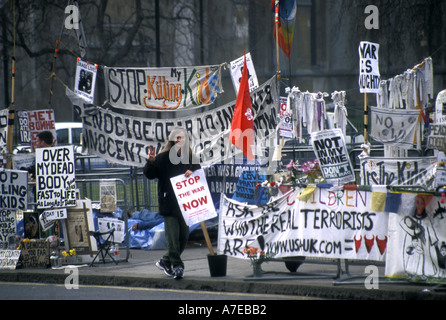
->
[74,58,98,104]
[358,41,380,93]
[0,169,27,210]
[360,156,437,186]
[311,129,355,185]
[103,64,224,111]
[0,209,17,248]
[26,109,56,151]
[229,52,259,94]
[0,109,7,154]
[82,77,278,167]
[170,168,217,226]
[35,146,76,209]
[385,194,446,280]
[369,106,420,147]
[218,187,388,261]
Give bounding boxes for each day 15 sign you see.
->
[358,41,380,93]
[170,168,217,226]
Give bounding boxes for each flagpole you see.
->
[275,1,280,80]
[275,1,285,161]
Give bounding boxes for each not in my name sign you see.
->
[36,146,76,209]
[311,129,355,185]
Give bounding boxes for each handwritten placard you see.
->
[36,146,76,209]
[358,41,380,93]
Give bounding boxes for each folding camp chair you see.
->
[89,228,118,267]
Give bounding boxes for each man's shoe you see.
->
[156,259,174,277]
[173,266,184,280]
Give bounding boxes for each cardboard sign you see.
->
[358,41,380,93]
[20,239,50,268]
[170,168,217,226]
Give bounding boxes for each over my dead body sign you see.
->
[36,146,76,209]
[218,188,388,261]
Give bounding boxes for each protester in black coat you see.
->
[143,127,200,279]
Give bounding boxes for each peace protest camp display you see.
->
[81,76,278,167]
[3,33,446,282]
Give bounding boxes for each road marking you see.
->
[0,281,318,300]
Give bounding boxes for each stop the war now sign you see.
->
[170,168,217,226]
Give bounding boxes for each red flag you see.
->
[229,54,255,161]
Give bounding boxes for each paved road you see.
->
[0,281,316,301]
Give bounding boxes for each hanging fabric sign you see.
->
[103,64,224,111]
[82,77,278,167]
[311,128,355,185]
[360,156,437,186]
[358,41,380,93]
[369,106,420,147]
[385,194,446,280]
[218,187,388,261]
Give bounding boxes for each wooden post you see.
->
[363,92,368,152]
[200,221,215,255]
[5,1,16,169]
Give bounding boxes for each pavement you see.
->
[1,242,446,301]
